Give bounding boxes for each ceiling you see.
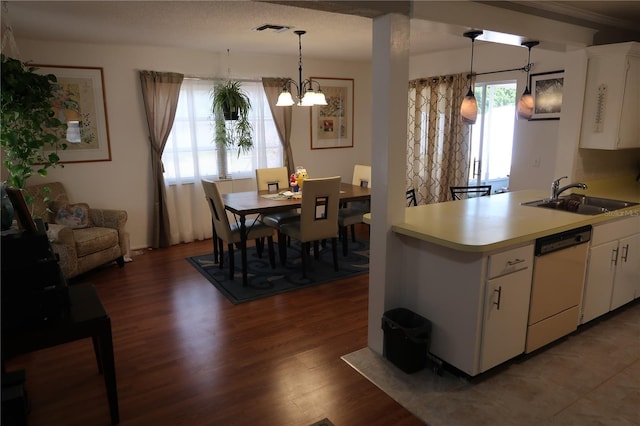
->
[3,1,640,62]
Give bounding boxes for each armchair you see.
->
[24,182,129,279]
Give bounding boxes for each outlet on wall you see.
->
[532,157,541,168]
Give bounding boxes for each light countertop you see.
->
[364,177,640,253]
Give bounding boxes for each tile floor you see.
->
[342,300,639,426]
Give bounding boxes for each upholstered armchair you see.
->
[24,182,129,279]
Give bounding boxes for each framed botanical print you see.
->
[34,64,112,162]
[310,77,354,149]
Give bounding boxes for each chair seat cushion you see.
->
[338,208,366,227]
[73,226,119,257]
[262,211,300,228]
[227,221,274,244]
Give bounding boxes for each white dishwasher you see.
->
[526,225,591,353]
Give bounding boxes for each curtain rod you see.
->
[468,63,533,79]
[183,76,261,83]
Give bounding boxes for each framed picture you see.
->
[530,70,564,121]
[310,77,354,149]
[34,65,112,162]
[6,187,37,232]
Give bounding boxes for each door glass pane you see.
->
[469,82,516,193]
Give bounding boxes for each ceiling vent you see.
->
[252,24,290,33]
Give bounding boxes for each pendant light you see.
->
[460,30,483,125]
[516,40,539,120]
[276,30,327,107]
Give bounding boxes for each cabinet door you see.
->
[480,269,531,373]
[618,56,640,149]
[611,233,640,309]
[581,241,618,323]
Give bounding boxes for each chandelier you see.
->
[276,30,327,107]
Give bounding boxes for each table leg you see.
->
[98,319,119,425]
[240,215,248,286]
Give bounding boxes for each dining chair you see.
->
[338,164,371,256]
[202,179,276,280]
[406,188,417,207]
[450,185,492,200]
[255,167,300,247]
[279,176,341,278]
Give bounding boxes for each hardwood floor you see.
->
[5,226,423,426]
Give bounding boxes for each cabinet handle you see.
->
[611,247,619,267]
[620,244,629,262]
[493,286,502,310]
[507,258,526,266]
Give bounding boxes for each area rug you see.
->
[187,239,369,304]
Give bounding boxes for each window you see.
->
[468,81,517,192]
[163,78,283,184]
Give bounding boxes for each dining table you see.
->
[221,182,371,286]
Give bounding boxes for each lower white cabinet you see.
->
[610,233,640,310]
[581,216,640,324]
[582,240,618,323]
[480,268,532,372]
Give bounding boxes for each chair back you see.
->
[406,188,417,207]
[352,164,371,188]
[24,182,70,223]
[256,167,289,192]
[299,176,341,242]
[450,185,492,200]
[202,179,234,241]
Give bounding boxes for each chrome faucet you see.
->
[550,176,588,200]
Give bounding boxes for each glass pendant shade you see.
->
[517,41,539,121]
[300,90,316,106]
[460,30,482,125]
[313,90,327,106]
[460,88,479,125]
[517,87,534,120]
[276,90,295,106]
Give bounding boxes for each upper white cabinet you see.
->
[579,42,640,150]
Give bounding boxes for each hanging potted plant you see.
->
[211,81,253,155]
[1,54,68,190]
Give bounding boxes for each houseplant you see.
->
[211,80,253,154]
[1,54,67,189]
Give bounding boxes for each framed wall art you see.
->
[310,77,354,149]
[34,64,112,162]
[530,70,564,121]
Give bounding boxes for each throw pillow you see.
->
[55,203,92,228]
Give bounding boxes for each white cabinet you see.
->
[610,233,640,310]
[581,216,640,323]
[480,268,532,373]
[579,42,640,150]
[480,245,533,373]
[399,240,533,376]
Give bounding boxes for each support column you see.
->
[368,13,410,354]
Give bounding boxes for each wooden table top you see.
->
[222,182,371,216]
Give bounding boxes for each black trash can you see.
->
[382,308,432,374]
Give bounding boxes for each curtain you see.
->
[262,77,295,175]
[163,79,282,245]
[407,74,471,204]
[139,70,184,248]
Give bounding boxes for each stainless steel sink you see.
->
[522,194,639,215]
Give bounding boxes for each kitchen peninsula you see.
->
[366,177,640,376]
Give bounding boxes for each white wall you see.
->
[409,42,567,191]
[15,39,371,249]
